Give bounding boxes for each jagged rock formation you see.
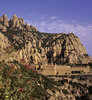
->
[0,14,9,26]
[10,14,22,30]
[0,14,9,32]
[0,14,91,65]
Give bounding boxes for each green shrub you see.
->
[0,61,58,100]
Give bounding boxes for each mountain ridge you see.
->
[0,14,91,66]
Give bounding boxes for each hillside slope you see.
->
[0,14,91,65]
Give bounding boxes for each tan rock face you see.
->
[0,14,9,26]
[25,22,31,31]
[0,14,38,32]
[2,26,7,32]
[3,14,9,26]
[0,14,91,65]
[10,14,22,29]
[18,18,24,26]
[0,32,11,61]
[0,23,3,30]
[62,34,87,64]
[0,24,7,32]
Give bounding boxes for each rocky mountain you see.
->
[0,14,91,65]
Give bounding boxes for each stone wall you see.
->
[71,66,90,74]
[40,65,91,75]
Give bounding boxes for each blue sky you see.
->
[0,0,92,56]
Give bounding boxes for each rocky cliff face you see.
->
[0,14,91,65]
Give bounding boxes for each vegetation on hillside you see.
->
[0,60,59,100]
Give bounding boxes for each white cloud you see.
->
[26,15,92,37]
[34,21,47,32]
[40,21,46,27]
[33,19,92,37]
[47,20,92,36]
[50,16,58,19]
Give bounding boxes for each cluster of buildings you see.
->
[40,64,91,75]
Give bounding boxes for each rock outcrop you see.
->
[0,14,9,26]
[9,14,23,30]
[18,18,24,26]
[0,14,9,32]
[0,14,91,65]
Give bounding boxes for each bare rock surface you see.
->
[0,14,91,65]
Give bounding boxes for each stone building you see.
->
[40,64,91,75]
[71,66,90,74]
